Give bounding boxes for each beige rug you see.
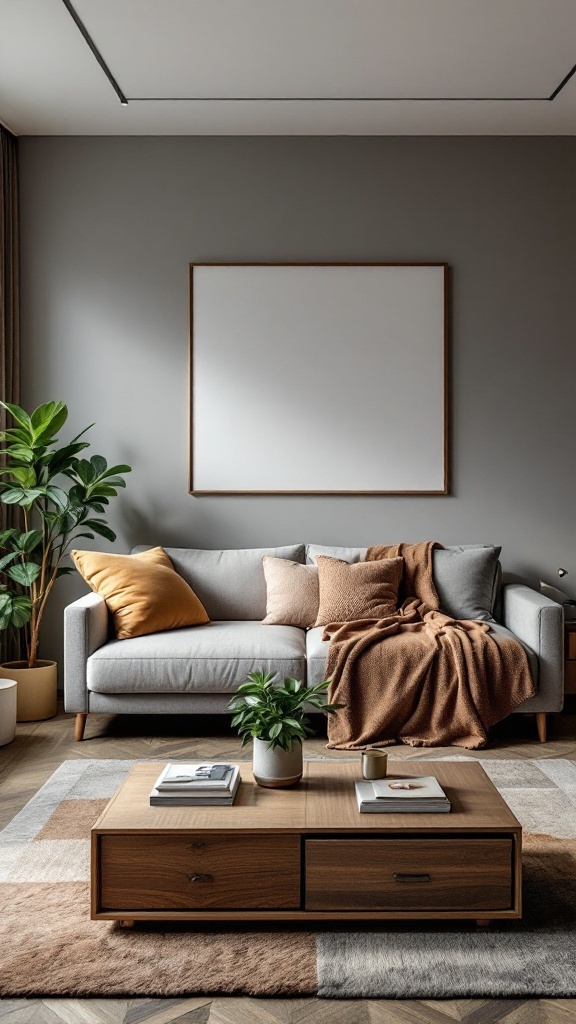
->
[1,758,576,998]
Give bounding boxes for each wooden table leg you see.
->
[120,919,135,928]
[476,919,491,927]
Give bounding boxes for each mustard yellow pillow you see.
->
[71,546,209,639]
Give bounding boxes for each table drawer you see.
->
[99,834,300,910]
[305,838,513,911]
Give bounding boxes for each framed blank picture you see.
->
[189,263,448,494]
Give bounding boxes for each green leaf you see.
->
[7,562,41,586]
[14,530,43,554]
[45,486,69,509]
[90,454,108,477]
[282,718,304,730]
[102,463,132,478]
[0,551,20,572]
[269,722,282,739]
[72,459,96,486]
[83,520,116,542]
[0,528,17,546]
[89,484,118,498]
[20,487,45,504]
[0,401,32,431]
[4,445,35,464]
[0,591,32,629]
[0,487,27,504]
[0,427,30,445]
[31,402,68,444]
[0,466,36,487]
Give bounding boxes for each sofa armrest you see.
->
[502,584,564,712]
[64,593,110,713]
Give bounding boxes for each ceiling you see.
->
[1,0,575,135]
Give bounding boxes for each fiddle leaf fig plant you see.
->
[228,669,343,751]
[0,400,131,667]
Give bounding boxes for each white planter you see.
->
[252,737,303,788]
[0,679,17,746]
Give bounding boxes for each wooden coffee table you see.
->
[91,760,522,926]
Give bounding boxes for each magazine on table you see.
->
[149,763,241,806]
[355,775,451,814]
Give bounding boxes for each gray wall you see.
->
[18,137,576,668]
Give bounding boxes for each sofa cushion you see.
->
[131,544,304,621]
[433,546,501,621]
[87,620,306,695]
[262,556,319,628]
[306,544,367,565]
[306,621,537,688]
[71,546,209,639]
[314,556,403,627]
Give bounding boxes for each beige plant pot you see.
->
[0,661,58,722]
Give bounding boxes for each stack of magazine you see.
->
[150,763,241,807]
[355,775,451,814]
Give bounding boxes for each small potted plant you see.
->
[229,669,342,788]
[0,400,130,721]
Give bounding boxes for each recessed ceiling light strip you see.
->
[549,62,576,100]
[61,0,128,106]
[127,95,547,102]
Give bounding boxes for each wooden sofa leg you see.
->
[75,713,87,742]
[536,713,547,743]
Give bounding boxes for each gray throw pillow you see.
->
[433,546,502,621]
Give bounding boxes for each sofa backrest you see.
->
[131,541,501,623]
[131,544,304,621]
[306,543,502,622]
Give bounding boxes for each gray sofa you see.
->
[64,543,564,742]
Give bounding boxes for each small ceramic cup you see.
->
[361,748,388,780]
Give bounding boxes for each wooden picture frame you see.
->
[189,263,449,495]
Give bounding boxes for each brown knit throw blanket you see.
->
[324,542,536,749]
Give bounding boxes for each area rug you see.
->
[1,758,576,998]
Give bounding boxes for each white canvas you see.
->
[191,264,447,493]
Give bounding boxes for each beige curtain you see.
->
[0,126,21,662]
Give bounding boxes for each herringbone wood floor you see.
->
[1,705,576,1023]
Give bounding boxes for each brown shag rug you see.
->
[1,758,576,998]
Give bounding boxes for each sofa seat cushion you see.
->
[87,621,306,695]
[306,622,538,688]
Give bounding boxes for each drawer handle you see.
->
[189,842,206,849]
[393,872,431,884]
[187,872,213,883]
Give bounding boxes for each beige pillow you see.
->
[71,546,209,639]
[314,555,403,626]
[262,556,319,628]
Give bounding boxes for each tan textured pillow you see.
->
[314,555,403,626]
[71,546,209,639]
[262,556,319,628]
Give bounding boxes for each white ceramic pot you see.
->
[252,736,303,788]
[0,678,17,746]
[0,661,58,722]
